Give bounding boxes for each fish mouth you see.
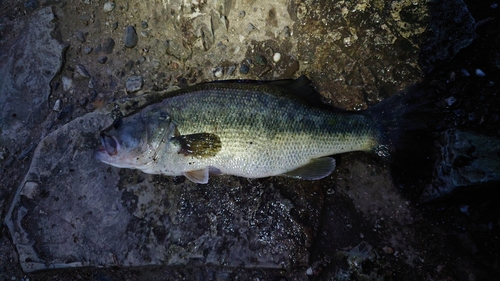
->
[100,133,119,156]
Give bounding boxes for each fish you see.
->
[95,75,425,184]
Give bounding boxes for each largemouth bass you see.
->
[95,76,415,184]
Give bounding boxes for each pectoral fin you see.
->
[172,133,222,158]
[184,168,209,184]
[283,157,336,180]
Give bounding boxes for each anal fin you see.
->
[283,157,336,180]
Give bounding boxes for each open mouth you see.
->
[100,133,119,156]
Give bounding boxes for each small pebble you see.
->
[57,105,74,120]
[140,30,149,37]
[102,37,115,54]
[382,246,394,255]
[460,205,469,214]
[141,21,148,28]
[61,76,73,91]
[491,3,498,9]
[97,56,108,64]
[445,96,457,106]
[273,52,281,63]
[126,76,143,92]
[124,25,138,48]
[53,99,61,111]
[79,97,89,107]
[283,26,292,37]
[111,22,118,30]
[83,46,93,54]
[255,54,267,65]
[460,68,470,77]
[75,30,86,42]
[306,267,313,276]
[74,64,91,80]
[475,68,486,77]
[213,67,224,78]
[239,64,249,74]
[103,1,115,13]
[238,11,246,18]
[226,65,236,76]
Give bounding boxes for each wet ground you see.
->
[1,0,499,280]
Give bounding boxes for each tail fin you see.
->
[366,84,434,200]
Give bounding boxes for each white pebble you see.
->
[272,52,281,63]
[475,68,486,77]
[103,2,115,13]
[213,67,223,78]
[306,267,313,275]
[61,76,73,91]
[53,99,61,111]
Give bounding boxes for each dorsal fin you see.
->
[205,75,337,110]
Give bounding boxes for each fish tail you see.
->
[366,84,434,198]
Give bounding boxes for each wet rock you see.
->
[422,129,500,201]
[75,30,85,42]
[74,64,91,80]
[102,37,115,54]
[125,76,143,92]
[0,7,66,150]
[103,1,115,13]
[5,104,318,272]
[124,25,138,48]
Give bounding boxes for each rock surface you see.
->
[1,0,499,280]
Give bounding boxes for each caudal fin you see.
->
[366,84,435,200]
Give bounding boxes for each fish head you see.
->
[95,108,175,169]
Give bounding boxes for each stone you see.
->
[421,129,500,201]
[75,30,85,42]
[124,25,138,48]
[125,76,143,92]
[103,1,115,12]
[101,37,115,54]
[74,64,91,79]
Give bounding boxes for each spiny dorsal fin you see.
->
[205,75,336,110]
[184,168,209,184]
[172,133,222,158]
[283,157,336,180]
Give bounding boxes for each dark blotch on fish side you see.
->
[124,25,138,48]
